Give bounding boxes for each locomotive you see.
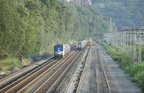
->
[54,40,87,59]
[54,44,70,59]
[77,40,87,50]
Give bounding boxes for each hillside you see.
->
[92,0,144,30]
[0,0,108,62]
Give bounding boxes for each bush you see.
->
[101,41,144,93]
[0,58,22,70]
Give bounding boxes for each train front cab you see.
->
[77,42,82,50]
[54,45,64,60]
[54,54,63,59]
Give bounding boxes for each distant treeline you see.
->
[92,0,144,30]
[0,0,108,59]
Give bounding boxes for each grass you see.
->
[0,58,22,71]
[101,41,144,93]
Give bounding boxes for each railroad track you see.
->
[51,46,89,93]
[0,50,75,92]
[64,44,111,93]
[0,57,53,82]
[96,45,111,93]
[0,57,56,92]
[34,49,84,93]
[0,56,54,88]
[64,46,91,93]
[0,48,86,93]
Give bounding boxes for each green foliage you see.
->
[0,0,108,62]
[102,42,132,63]
[93,0,144,30]
[141,45,144,61]
[125,62,144,92]
[102,41,144,93]
[0,58,22,70]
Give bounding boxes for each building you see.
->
[66,0,92,5]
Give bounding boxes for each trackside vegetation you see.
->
[102,41,144,93]
[0,0,108,70]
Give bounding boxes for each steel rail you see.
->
[17,51,75,93]
[63,46,90,93]
[99,49,111,93]
[76,46,91,93]
[35,51,79,93]
[5,60,57,93]
[55,47,88,93]
[96,46,111,93]
[0,56,53,88]
[4,51,75,93]
[95,47,100,93]
[46,51,82,93]
[0,59,55,92]
[0,56,53,82]
[17,60,60,93]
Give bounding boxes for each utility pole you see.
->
[129,30,132,54]
[109,17,113,32]
[138,29,142,62]
[104,28,143,62]
[133,30,137,62]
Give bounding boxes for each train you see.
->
[54,44,70,59]
[54,40,87,59]
[77,40,87,50]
